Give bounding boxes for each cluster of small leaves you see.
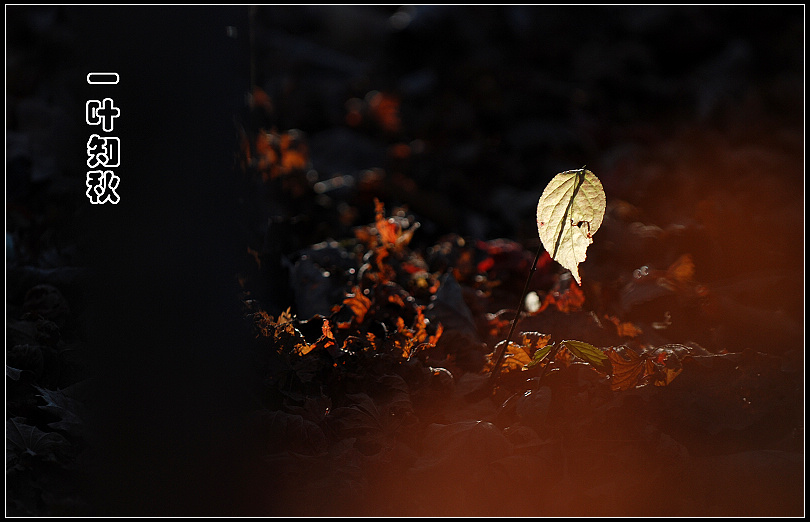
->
[483,168,702,392]
[252,300,441,364]
[248,200,448,404]
[352,198,429,291]
[241,127,310,182]
[492,333,695,391]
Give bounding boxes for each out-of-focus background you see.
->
[245,5,804,353]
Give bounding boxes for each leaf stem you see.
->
[551,169,586,260]
[535,342,562,390]
[489,241,545,385]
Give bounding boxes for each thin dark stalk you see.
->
[535,342,562,390]
[488,242,545,385]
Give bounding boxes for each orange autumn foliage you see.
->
[532,280,586,315]
[251,128,309,181]
[341,288,372,325]
[604,315,643,338]
[605,345,686,391]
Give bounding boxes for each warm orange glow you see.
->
[250,128,309,181]
[367,91,401,134]
[604,315,643,338]
[529,279,587,315]
[606,347,646,391]
[342,288,372,324]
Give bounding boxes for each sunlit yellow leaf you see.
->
[536,169,606,285]
[488,340,534,373]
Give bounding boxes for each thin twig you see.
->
[535,342,562,390]
[488,242,545,385]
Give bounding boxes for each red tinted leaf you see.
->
[648,347,685,387]
[402,261,425,274]
[477,257,495,273]
[606,347,647,391]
